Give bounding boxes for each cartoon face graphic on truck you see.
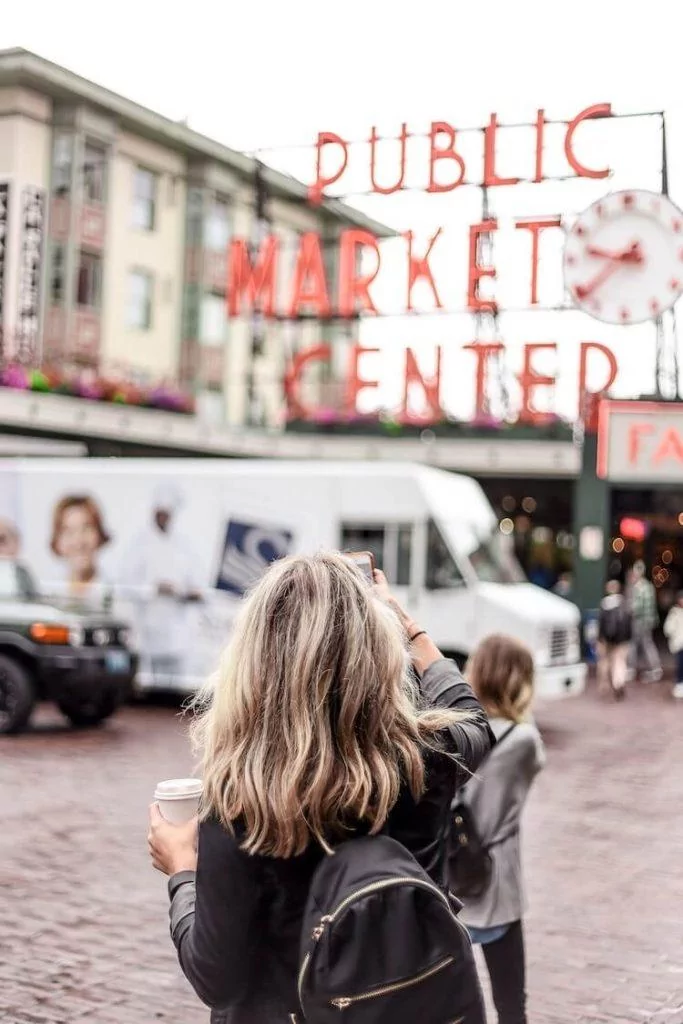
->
[216,519,293,596]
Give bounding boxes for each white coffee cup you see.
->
[154,778,203,824]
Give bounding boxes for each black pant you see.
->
[481,919,527,1024]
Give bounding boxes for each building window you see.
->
[50,244,66,305]
[82,141,107,203]
[75,251,102,309]
[204,196,231,251]
[132,167,157,230]
[200,293,226,345]
[52,133,73,196]
[127,270,154,329]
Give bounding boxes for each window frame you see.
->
[204,195,231,252]
[126,268,155,330]
[199,291,227,346]
[132,166,158,231]
[75,250,103,310]
[82,140,107,204]
[49,243,66,306]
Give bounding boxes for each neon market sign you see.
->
[226,104,625,425]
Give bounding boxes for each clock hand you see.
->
[585,240,644,264]
[574,261,620,300]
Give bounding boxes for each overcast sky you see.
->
[3,0,682,420]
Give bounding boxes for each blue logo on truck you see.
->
[217,519,293,596]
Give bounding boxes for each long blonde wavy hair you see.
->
[191,551,468,858]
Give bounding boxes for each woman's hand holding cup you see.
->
[148,803,198,876]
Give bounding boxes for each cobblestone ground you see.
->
[1,679,683,1024]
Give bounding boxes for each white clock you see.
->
[563,189,683,324]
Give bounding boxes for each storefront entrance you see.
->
[608,487,683,623]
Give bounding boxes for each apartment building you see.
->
[0,48,390,431]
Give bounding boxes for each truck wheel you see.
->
[0,654,35,734]
[58,691,121,729]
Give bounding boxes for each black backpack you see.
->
[601,601,632,645]
[448,725,517,900]
[295,834,485,1023]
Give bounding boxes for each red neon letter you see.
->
[338,230,381,317]
[346,345,379,414]
[484,114,519,188]
[578,342,619,400]
[402,348,443,421]
[427,122,466,193]
[653,428,683,464]
[518,343,557,424]
[283,344,331,420]
[627,423,655,464]
[288,232,331,318]
[515,218,562,305]
[467,220,498,312]
[534,109,546,183]
[463,342,505,418]
[370,123,410,195]
[309,132,349,205]
[405,229,443,312]
[564,104,611,179]
[226,235,279,318]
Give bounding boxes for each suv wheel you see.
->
[58,690,120,729]
[0,654,35,734]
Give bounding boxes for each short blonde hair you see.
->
[466,634,534,723]
[191,552,470,858]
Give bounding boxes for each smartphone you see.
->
[346,550,376,583]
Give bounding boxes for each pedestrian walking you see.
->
[597,579,632,700]
[147,553,493,1023]
[454,634,545,1024]
[663,591,683,700]
[628,561,662,683]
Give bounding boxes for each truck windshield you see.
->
[468,529,526,584]
[429,519,526,587]
[0,560,39,600]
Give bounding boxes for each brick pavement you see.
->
[1,682,682,1024]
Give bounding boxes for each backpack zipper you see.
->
[330,956,455,1010]
[298,876,456,1007]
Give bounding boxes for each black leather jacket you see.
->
[167,659,493,1023]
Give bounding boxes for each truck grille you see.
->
[550,628,569,663]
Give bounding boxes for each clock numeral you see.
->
[619,307,631,322]
[669,279,680,291]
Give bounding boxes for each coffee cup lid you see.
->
[155,778,203,800]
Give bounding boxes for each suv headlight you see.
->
[69,625,85,648]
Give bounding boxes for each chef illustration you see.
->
[121,482,202,687]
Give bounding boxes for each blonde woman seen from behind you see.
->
[459,635,546,1024]
[147,553,494,1023]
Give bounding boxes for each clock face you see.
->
[563,189,683,324]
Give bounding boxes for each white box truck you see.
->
[0,459,586,700]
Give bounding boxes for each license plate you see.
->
[105,651,131,675]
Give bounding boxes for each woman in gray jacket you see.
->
[459,635,546,1024]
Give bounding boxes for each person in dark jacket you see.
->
[147,552,493,1023]
[598,579,632,700]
